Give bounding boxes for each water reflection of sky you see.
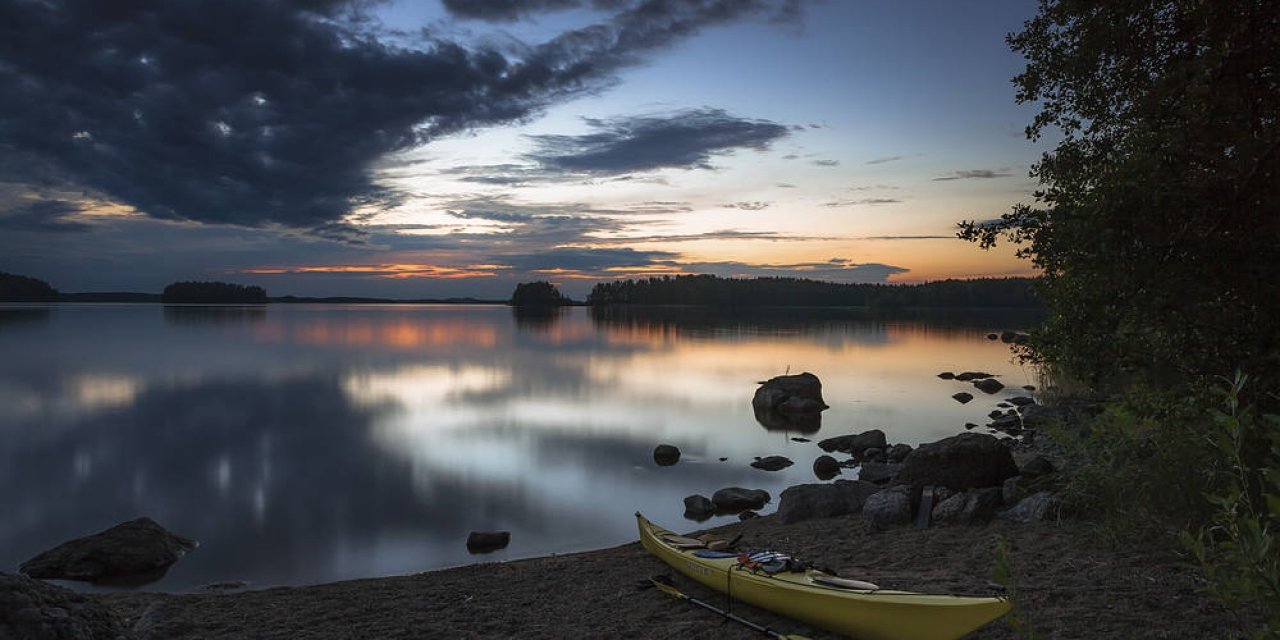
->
[0,304,1040,591]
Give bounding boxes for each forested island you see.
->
[162,281,268,304]
[0,271,58,302]
[585,275,1039,308]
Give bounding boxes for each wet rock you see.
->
[937,372,956,380]
[1020,455,1056,479]
[931,487,1002,526]
[719,457,729,462]
[683,495,715,520]
[711,487,771,512]
[1008,396,1036,406]
[954,371,994,381]
[750,456,794,471]
[817,429,887,456]
[989,410,1004,419]
[1000,331,1018,343]
[653,444,681,466]
[790,437,811,443]
[776,480,881,524]
[752,372,828,413]
[0,572,133,640]
[813,455,842,480]
[952,392,974,404]
[997,402,1011,408]
[896,433,1019,490]
[857,462,901,484]
[987,333,999,340]
[466,531,510,554]
[998,491,1059,523]
[862,447,884,461]
[964,422,978,430]
[885,443,913,463]
[738,511,759,521]
[1022,385,1036,391]
[863,486,913,532]
[973,378,1005,394]
[990,414,1022,433]
[20,518,195,584]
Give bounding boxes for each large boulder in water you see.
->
[0,572,133,639]
[776,480,881,524]
[466,531,510,554]
[19,518,195,584]
[711,487,771,512]
[752,373,828,414]
[895,433,1019,491]
[812,455,842,480]
[683,495,715,520]
[817,429,887,456]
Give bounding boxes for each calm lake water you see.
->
[0,303,1040,592]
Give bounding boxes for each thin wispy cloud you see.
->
[932,168,1014,181]
[724,201,771,211]
[821,198,903,207]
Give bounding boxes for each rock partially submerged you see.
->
[1,572,133,639]
[683,495,716,520]
[973,378,1005,394]
[817,429,886,456]
[895,433,1019,490]
[19,517,195,584]
[776,480,880,524]
[951,392,974,404]
[752,372,828,413]
[812,455,842,480]
[711,487,771,512]
[653,444,680,466]
[750,456,794,471]
[466,531,511,554]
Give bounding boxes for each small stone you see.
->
[952,392,974,404]
[790,437,810,443]
[813,455,842,480]
[937,372,956,380]
[738,511,759,521]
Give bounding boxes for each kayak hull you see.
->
[637,513,1009,640]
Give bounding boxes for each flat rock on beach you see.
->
[98,515,1247,639]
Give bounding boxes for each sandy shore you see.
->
[98,513,1244,639]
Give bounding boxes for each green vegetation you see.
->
[509,281,573,306]
[992,537,1039,639]
[586,275,1040,308]
[965,0,1279,632]
[162,281,267,304]
[0,271,58,302]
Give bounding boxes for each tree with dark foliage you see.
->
[960,0,1279,393]
[509,281,571,306]
[0,271,58,301]
[162,281,267,304]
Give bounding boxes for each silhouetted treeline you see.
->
[162,281,267,304]
[585,275,1040,308]
[0,271,58,302]
[509,281,573,306]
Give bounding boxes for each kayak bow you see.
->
[636,512,1009,640]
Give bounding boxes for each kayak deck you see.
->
[637,512,1009,640]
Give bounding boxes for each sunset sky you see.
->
[0,0,1046,298]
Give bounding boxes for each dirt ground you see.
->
[98,513,1249,639]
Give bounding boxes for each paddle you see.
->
[648,576,811,640]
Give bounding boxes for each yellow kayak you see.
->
[637,512,1009,640]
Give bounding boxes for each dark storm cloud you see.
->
[0,0,807,234]
[932,168,1014,181]
[441,0,583,22]
[0,200,91,233]
[524,108,791,174]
